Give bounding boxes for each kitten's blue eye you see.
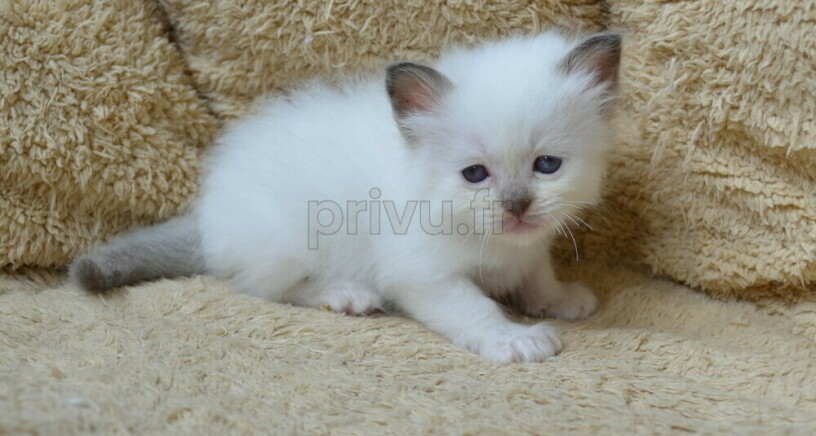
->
[534,156,562,174]
[462,165,489,183]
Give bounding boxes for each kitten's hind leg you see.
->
[392,277,562,363]
[285,280,384,316]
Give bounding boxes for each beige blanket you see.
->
[2,262,815,433]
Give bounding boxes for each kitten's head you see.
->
[385,32,620,245]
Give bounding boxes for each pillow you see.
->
[573,0,816,300]
[0,0,217,268]
[157,0,608,118]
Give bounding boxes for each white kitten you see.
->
[71,32,620,363]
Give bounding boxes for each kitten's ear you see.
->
[559,33,622,93]
[385,62,452,119]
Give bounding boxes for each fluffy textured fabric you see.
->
[0,0,217,268]
[2,265,815,434]
[157,0,607,117]
[575,0,816,300]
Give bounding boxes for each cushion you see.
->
[0,0,217,268]
[573,0,816,300]
[157,0,608,117]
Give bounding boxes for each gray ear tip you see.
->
[385,62,419,93]
[386,61,429,76]
[386,61,412,75]
[559,31,623,86]
[586,32,622,52]
[385,62,451,96]
[385,62,434,79]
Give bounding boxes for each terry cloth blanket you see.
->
[2,263,815,433]
[1,0,815,433]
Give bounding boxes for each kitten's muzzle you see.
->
[505,198,532,218]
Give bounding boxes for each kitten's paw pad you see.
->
[479,324,562,363]
[545,283,598,321]
[321,284,384,316]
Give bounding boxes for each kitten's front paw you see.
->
[479,323,562,363]
[548,283,598,320]
[521,282,598,321]
[320,283,384,316]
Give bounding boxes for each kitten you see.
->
[71,32,620,363]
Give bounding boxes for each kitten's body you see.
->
[72,32,620,363]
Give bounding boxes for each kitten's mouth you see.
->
[502,217,542,234]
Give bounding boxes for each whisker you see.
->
[478,225,493,284]
[567,212,594,231]
[558,200,595,206]
[549,213,579,261]
[560,210,583,228]
[562,220,580,261]
[560,210,594,232]
[460,223,476,247]
[545,212,566,238]
[555,219,568,239]
[559,204,587,212]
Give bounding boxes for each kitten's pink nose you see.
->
[507,198,532,218]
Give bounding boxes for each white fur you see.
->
[196,32,614,363]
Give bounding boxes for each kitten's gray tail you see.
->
[69,214,205,292]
